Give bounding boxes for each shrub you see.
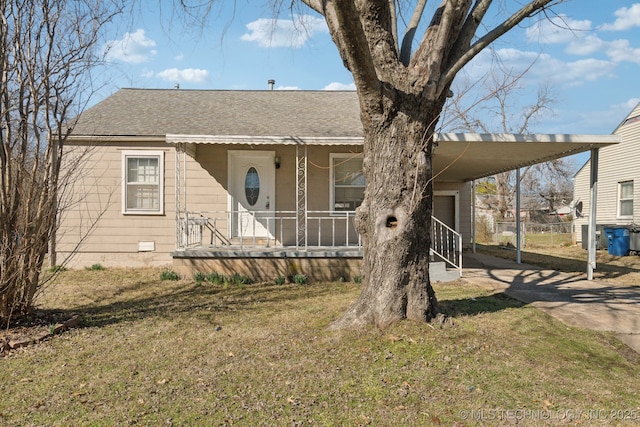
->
[475,216,494,243]
[229,273,252,286]
[193,272,206,284]
[353,275,362,284]
[293,274,307,285]
[206,272,225,285]
[48,265,67,273]
[274,276,286,285]
[85,263,105,271]
[160,269,180,281]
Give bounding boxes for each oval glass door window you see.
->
[244,166,260,206]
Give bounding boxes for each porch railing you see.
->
[178,210,463,276]
[178,210,361,249]
[431,216,463,277]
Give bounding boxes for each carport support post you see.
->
[588,148,599,280]
[471,180,476,253]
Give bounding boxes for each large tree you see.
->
[0,0,124,325]
[295,0,567,329]
[189,0,566,329]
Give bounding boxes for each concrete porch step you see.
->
[429,261,461,283]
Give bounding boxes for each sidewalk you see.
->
[462,252,640,354]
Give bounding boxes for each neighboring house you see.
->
[573,102,640,247]
[551,205,572,217]
[57,88,616,280]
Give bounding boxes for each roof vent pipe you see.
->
[268,79,275,90]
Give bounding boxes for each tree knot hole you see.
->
[386,216,398,229]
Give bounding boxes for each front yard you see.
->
[1,266,638,426]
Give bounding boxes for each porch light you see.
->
[274,156,281,169]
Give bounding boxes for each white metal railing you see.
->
[178,210,361,249]
[431,216,463,277]
[178,210,462,276]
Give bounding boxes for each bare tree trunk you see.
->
[331,95,441,329]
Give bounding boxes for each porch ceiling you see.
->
[167,133,620,182]
[433,133,620,182]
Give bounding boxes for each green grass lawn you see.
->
[1,268,638,426]
[523,232,573,247]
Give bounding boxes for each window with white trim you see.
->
[618,180,633,218]
[122,150,164,214]
[331,153,365,211]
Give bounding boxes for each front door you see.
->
[228,151,276,238]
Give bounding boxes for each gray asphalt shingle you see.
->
[71,88,363,138]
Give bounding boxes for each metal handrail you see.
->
[431,216,463,277]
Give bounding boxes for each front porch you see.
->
[168,138,463,282]
[171,210,463,282]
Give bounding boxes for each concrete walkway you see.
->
[462,252,640,354]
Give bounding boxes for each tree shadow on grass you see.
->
[41,280,356,330]
[438,292,525,317]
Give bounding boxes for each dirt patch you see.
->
[0,311,80,356]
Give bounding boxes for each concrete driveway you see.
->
[462,252,640,354]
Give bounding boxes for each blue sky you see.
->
[98,0,640,165]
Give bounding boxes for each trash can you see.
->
[630,227,640,254]
[604,227,630,256]
[581,224,610,250]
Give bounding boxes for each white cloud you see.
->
[564,35,640,64]
[174,53,185,61]
[605,38,640,63]
[526,15,592,44]
[466,48,615,88]
[275,85,301,90]
[105,29,157,63]
[323,82,356,91]
[241,15,328,48]
[525,13,640,65]
[156,68,210,83]
[564,34,605,56]
[600,4,640,31]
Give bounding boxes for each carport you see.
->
[433,133,620,280]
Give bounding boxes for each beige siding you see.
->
[433,181,472,247]
[573,104,640,244]
[57,141,176,268]
[572,161,591,243]
[58,139,473,266]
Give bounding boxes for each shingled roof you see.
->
[71,88,363,138]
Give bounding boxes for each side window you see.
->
[331,153,365,211]
[122,150,164,214]
[618,180,633,218]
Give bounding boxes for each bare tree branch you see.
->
[399,0,428,66]
[439,0,564,94]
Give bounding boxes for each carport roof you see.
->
[166,132,619,182]
[432,133,620,181]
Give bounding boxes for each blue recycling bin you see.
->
[604,227,630,256]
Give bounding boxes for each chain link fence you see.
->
[486,221,573,248]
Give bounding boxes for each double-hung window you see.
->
[330,153,365,212]
[618,180,634,218]
[122,150,164,214]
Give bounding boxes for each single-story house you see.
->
[56,88,618,281]
[573,102,640,248]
